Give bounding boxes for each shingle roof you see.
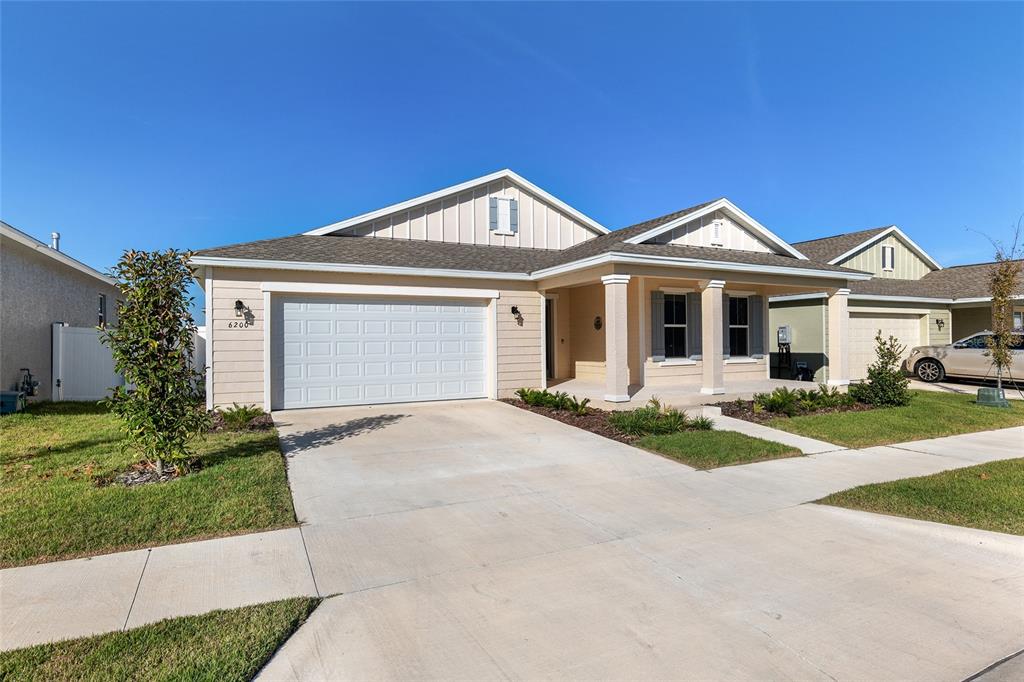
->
[195,197,864,278]
[791,226,893,262]
[850,260,1024,300]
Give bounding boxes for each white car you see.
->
[904,330,1024,382]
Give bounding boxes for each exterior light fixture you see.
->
[234,300,246,316]
[511,306,520,317]
[594,316,603,330]
[935,318,945,331]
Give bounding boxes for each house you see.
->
[0,221,120,400]
[769,225,1024,381]
[193,170,873,411]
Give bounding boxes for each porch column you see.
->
[700,279,725,395]
[602,274,631,402]
[827,288,850,386]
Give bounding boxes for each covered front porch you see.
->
[538,265,853,404]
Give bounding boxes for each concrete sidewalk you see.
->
[1,404,1021,667]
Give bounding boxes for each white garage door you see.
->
[849,313,922,380]
[273,296,488,409]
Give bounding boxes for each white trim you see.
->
[881,244,895,271]
[1,221,119,287]
[259,281,500,299]
[540,294,549,390]
[724,357,759,365]
[834,288,851,296]
[622,198,808,260]
[191,256,531,281]
[487,300,498,400]
[205,268,214,410]
[193,250,871,284]
[703,279,727,290]
[826,379,850,387]
[600,274,631,286]
[263,290,271,412]
[700,386,725,395]
[604,393,631,403]
[303,169,609,237]
[826,225,942,271]
[636,276,646,385]
[654,358,698,367]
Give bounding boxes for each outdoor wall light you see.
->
[594,316,603,330]
[234,299,247,316]
[935,318,945,331]
[511,306,520,317]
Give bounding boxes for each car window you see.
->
[960,335,988,349]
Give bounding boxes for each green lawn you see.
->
[0,597,318,682]
[768,390,1024,448]
[637,429,801,469]
[0,402,297,568]
[819,458,1024,535]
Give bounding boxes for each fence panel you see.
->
[51,324,124,401]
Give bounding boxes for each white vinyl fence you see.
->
[51,323,124,401]
[50,323,208,402]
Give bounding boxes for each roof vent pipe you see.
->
[50,232,60,251]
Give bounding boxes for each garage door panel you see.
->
[849,313,921,381]
[273,296,488,409]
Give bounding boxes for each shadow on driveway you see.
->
[278,414,409,455]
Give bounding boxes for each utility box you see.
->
[777,325,792,345]
[0,391,26,415]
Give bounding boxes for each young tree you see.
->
[983,230,1023,395]
[102,249,208,472]
[850,332,913,407]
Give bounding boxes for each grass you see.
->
[767,390,1024,448]
[819,458,1024,535]
[0,597,318,682]
[637,429,802,469]
[0,401,297,568]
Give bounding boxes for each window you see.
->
[489,197,518,236]
[663,294,687,357]
[960,334,988,349]
[98,294,107,327]
[1013,311,1023,329]
[729,296,748,356]
[881,245,895,271]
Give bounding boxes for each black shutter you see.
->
[650,291,665,361]
[686,292,702,359]
[749,295,764,357]
[722,293,731,358]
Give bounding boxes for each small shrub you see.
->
[753,384,855,416]
[219,403,266,431]
[608,397,699,437]
[516,388,589,413]
[849,332,913,407]
[566,395,591,416]
[753,387,800,417]
[689,415,714,431]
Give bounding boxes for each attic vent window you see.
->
[489,197,518,236]
[710,219,724,246]
[881,244,895,271]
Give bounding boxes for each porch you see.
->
[548,376,814,410]
[538,266,852,403]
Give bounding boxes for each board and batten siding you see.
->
[839,234,934,280]
[647,210,774,253]
[205,268,543,408]
[347,178,598,250]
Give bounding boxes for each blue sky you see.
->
[3,2,1022,321]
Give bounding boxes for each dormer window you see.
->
[489,197,518,236]
[710,219,724,246]
[881,245,895,271]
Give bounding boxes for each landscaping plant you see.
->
[608,397,703,436]
[982,229,1022,397]
[848,332,913,407]
[101,249,209,473]
[218,403,267,430]
[514,388,587,413]
[753,384,855,416]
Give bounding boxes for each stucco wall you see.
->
[768,298,827,382]
[205,267,543,408]
[566,283,604,375]
[0,236,120,400]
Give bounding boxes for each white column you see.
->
[602,274,631,402]
[700,279,725,395]
[827,287,850,386]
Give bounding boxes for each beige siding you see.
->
[207,268,542,407]
[348,178,598,249]
[839,234,934,279]
[648,210,774,253]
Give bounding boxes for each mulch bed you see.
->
[208,411,274,432]
[96,459,202,487]
[500,399,635,444]
[714,398,874,424]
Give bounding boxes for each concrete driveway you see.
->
[263,400,1024,681]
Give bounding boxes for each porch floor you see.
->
[548,377,815,411]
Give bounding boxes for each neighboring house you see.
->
[770,225,1024,381]
[193,170,872,411]
[0,221,120,400]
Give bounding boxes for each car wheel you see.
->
[915,359,945,383]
